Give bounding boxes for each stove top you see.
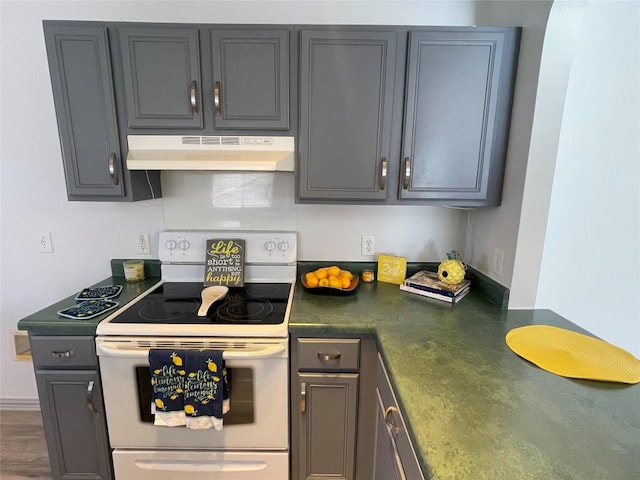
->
[110,282,290,326]
[96,230,296,338]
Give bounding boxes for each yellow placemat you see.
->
[506,325,640,384]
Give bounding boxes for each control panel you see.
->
[158,231,297,265]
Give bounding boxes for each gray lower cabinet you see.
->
[297,26,521,206]
[374,353,426,480]
[119,26,203,129]
[210,28,290,130]
[43,21,160,201]
[30,335,112,480]
[291,337,378,480]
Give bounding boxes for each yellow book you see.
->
[376,255,407,284]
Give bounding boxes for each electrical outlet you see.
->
[39,232,53,253]
[361,235,376,256]
[492,248,505,276]
[137,233,151,254]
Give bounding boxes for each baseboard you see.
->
[0,397,41,411]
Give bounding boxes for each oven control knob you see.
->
[178,239,190,251]
[264,240,276,252]
[165,239,177,251]
[278,240,289,252]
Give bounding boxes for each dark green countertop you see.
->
[17,259,162,335]
[290,279,640,480]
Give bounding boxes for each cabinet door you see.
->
[297,373,359,480]
[44,23,124,199]
[211,28,290,130]
[119,26,202,128]
[298,29,397,201]
[400,29,518,204]
[36,370,112,480]
[374,389,405,480]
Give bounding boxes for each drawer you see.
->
[30,336,97,369]
[297,338,360,371]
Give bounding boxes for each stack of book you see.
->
[400,270,471,304]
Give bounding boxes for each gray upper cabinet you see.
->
[210,28,290,130]
[400,29,519,205]
[297,26,520,206]
[119,26,203,129]
[44,23,125,199]
[298,29,397,201]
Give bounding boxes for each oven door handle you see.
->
[96,342,286,359]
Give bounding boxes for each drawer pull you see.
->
[384,406,401,435]
[318,352,341,362]
[300,382,306,413]
[86,381,97,412]
[51,350,75,358]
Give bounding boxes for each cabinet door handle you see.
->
[379,158,387,190]
[214,81,221,116]
[51,350,75,358]
[108,153,119,186]
[190,80,198,116]
[384,406,401,435]
[300,382,306,413]
[403,157,411,190]
[318,352,341,362]
[86,380,97,412]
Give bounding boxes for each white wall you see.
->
[536,0,640,357]
[1,1,506,406]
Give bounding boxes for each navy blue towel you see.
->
[148,349,187,426]
[184,350,226,430]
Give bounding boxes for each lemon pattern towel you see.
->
[149,349,187,426]
[184,350,226,430]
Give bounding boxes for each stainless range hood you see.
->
[126,135,295,171]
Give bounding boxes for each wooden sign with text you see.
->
[204,239,245,287]
[377,255,407,285]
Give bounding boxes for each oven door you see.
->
[96,336,288,450]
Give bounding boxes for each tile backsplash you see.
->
[161,172,468,261]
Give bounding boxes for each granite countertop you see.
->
[289,278,640,480]
[17,259,162,335]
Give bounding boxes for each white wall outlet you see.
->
[361,235,376,256]
[137,232,151,254]
[39,232,53,253]
[492,248,505,276]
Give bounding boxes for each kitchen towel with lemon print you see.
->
[149,349,229,429]
[149,349,187,426]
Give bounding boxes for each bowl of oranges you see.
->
[301,265,360,295]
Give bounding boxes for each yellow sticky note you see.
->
[377,255,407,284]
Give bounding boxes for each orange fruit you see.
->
[328,276,342,289]
[315,268,329,279]
[305,273,319,288]
[339,270,352,280]
[327,265,341,277]
[318,278,329,287]
[341,277,351,288]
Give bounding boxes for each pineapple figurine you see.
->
[437,251,466,285]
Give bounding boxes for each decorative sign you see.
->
[377,255,407,285]
[204,239,245,287]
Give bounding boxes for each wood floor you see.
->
[0,410,52,479]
